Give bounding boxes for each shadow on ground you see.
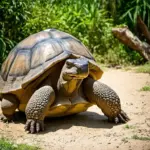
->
[44,111,115,133]
[8,110,116,134]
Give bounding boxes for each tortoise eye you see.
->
[66,59,74,66]
[66,60,71,65]
[66,60,72,68]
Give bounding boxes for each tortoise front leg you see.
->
[0,94,19,122]
[25,85,55,133]
[83,77,130,123]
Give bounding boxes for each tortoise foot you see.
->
[25,119,45,134]
[0,114,13,122]
[108,110,130,124]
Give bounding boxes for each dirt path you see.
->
[0,69,150,150]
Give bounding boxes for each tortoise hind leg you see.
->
[83,77,130,123]
[25,85,55,133]
[0,94,19,122]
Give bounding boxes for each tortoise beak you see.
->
[64,58,89,79]
[67,64,89,79]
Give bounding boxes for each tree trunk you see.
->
[137,16,150,45]
[112,27,150,61]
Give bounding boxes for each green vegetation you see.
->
[132,135,150,141]
[140,86,150,91]
[0,0,150,67]
[0,138,40,150]
[135,63,150,73]
[122,134,150,143]
[120,0,150,29]
[124,124,136,129]
[0,0,33,66]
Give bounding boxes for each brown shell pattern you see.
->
[0,29,95,93]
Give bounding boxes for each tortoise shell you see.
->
[0,29,103,94]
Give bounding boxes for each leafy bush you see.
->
[120,0,150,29]
[0,0,146,66]
[23,0,134,65]
[0,0,32,65]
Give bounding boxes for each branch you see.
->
[112,27,150,61]
[137,16,150,45]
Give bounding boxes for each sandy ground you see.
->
[0,69,150,150]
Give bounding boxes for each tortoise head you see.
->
[63,58,89,80]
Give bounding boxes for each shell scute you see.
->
[17,31,51,49]
[0,29,102,93]
[31,39,63,69]
[9,50,31,77]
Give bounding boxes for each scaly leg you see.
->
[25,85,55,133]
[83,77,129,123]
[0,94,19,122]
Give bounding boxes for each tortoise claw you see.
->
[118,114,126,123]
[114,117,119,124]
[120,110,130,121]
[25,119,45,134]
[108,110,130,124]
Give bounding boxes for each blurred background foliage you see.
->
[0,0,150,67]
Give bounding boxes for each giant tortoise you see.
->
[0,29,129,133]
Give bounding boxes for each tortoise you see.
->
[0,29,129,133]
